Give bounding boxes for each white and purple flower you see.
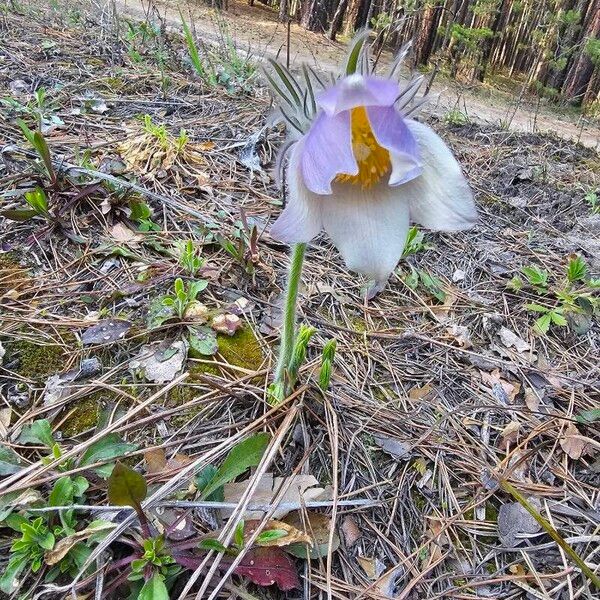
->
[267,39,477,289]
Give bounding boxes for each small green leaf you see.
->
[345,31,368,75]
[256,529,288,544]
[195,466,224,502]
[525,303,549,313]
[522,265,548,288]
[0,553,29,594]
[188,326,218,357]
[200,433,270,500]
[198,538,228,553]
[18,419,55,448]
[72,476,89,498]
[575,409,600,424]
[107,462,147,508]
[418,269,447,303]
[188,279,208,300]
[38,531,55,550]
[138,573,169,600]
[506,275,523,292]
[49,476,75,507]
[566,255,587,283]
[0,209,39,221]
[24,187,48,215]
[550,311,567,326]
[0,446,23,476]
[147,296,176,329]
[33,131,55,181]
[534,312,552,334]
[16,118,36,145]
[403,269,419,289]
[79,433,137,477]
[234,520,245,547]
[129,200,152,221]
[318,358,332,391]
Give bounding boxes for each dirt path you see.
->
[118,0,599,149]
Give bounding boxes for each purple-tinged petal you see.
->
[320,181,410,285]
[317,75,400,116]
[300,111,357,195]
[270,141,323,243]
[366,106,422,186]
[400,119,478,230]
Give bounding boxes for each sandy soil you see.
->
[117,0,600,149]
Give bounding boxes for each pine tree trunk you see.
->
[329,0,348,39]
[562,1,600,102]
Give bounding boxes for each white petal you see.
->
[403,119,477,230]
[321,182,410,284]
[270,141,323,243]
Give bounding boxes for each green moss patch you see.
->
[216,327,264,371]
[60,398,101,437]
[8,340,66,381]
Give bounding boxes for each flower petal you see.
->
[270,141,323,243]
[366,106,422,186]
[300,111,357,195]
[321,182,410,284]
[402,119,478,230]
[317,75,400,116]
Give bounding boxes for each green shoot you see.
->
[566,255,587,283]
[161,277,208,319]
[177,240,204,276]
[521,265,548,291]
[402,226,430,258]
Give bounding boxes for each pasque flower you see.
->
[267,38,477,288]
[265,35,478,400]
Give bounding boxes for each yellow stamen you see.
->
[335,106,391,189]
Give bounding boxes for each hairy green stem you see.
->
[274,243,306,388]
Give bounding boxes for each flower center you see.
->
[336,106,391,189]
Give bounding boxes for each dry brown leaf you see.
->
[45,521,115,565]
[129,340,188,383]
[560,422,593,460]
[183,301,209,323]
[499,421,520,447]
[222,473,325,519]
[357,555,386,579]
[498,326,530,353]
[432,291,457,322]
[373,564,405,598]
[523,386,540,412]
[110,222,142,244]
[509,564,527,577]
[498,498,541,546]
[244,519,312,547]
[480,369,520,403]
[424,516,448,563]
[447,324,472,348]
[144,448,167,474]
[283,511,340,559]
[341,516,362,547]
[408,383,434,400]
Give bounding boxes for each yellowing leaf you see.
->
[284,511,339,559]
[245,519,312,547]
[45,521,115,565]
[108,461,147,508]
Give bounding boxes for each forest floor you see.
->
[117,0,600,150]
[0,2,599,600]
